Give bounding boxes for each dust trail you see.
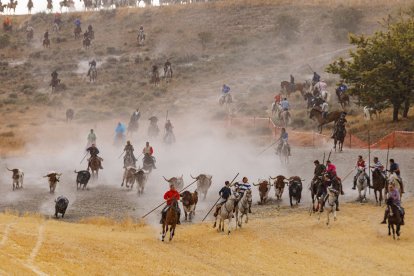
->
[0,222,16,247]
[26,223,47,276]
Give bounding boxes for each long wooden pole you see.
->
[201,173,239,222]
[385,143,390,171]
[141,178,198,219]
[368,130,371,194]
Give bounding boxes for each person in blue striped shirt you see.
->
[235,177,252,213]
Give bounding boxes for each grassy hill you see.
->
[0,0,413,152]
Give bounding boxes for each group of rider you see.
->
[312,154,404,224]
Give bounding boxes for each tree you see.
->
[326,13,414,121]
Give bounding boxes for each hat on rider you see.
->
[225,181,230,186]
[314,160,320,164]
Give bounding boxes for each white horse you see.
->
[319,188,338,226]
[363,106,378,120]
[213,194,239,235]
[356,168,368,203]
[237,190,252,228]
[219,93,233,115]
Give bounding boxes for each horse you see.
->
[137,30,145,45]
[356,169,368,203]
[372,170,386,206]
[336,89,350,109]
[83,37,91,49]
[87,156,101,179]
[164,61,173,82]
[333,124,346,152]
[74,26,82,40]
[309,108,342,133]
[148,122,159,138]
[219,94,233,114]
[26,29,33,42]
[47,0,53,12]
[7,0,17,13]
[386,198,403,240]
[161,199,178,242]
[50,78,60,93]
[319,188,338,226]
[309,176,323,214]
[66,108,74,122]
[123,151,136,169]
[213,194,239,235]
[280,81,308,97]
[280,110,290,127]
[127,118,139,136]
[151,66,160,86]
[278,140,289,164]
[27,0,33,14]
[89,67,97,82]
[43,38,50,48]
[237,190,252,228]
[163,131,176,145]
[142,154,156,173]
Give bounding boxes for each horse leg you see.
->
[228,217,232,235]
[397,225,400,239]
[333,206,337,221]
[169,226,174,241]
[392,224,395,240]
[374,190,378,205]
[162,224,166,241]
[326,208,330,226]
[245,212,248,224]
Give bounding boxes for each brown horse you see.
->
[27,0,33,14]
[74,26,82,39]
[280,81,309,97]
[372,170,386,206]
[309,108,342,133]
[88,156,101,179]
[333,124,346,152]
[43,38,50,48]
[336,89,350,109]
[7,0,17,13]
[83,37,90,49]
[50,78,60,93]
[162,199,178,242]
[151,65,160,86]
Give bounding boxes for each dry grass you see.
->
[0,201,413,274]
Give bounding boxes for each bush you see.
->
[0,34,10,49]
[275,14,300,42]
[332,7,364,40]
[198,32,213,50]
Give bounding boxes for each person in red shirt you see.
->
[160,183,181,224]
[274,93,281,104]
[353,155,370,189]
[142,141,154,155]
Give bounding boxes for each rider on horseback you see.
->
[331,112,347,138]
[130,108,141,122]
[123,141,137,168]
[87,129,96,147]
[337,80,348,96]
[44,30,49,40]
[143,142,156,169]
[87,59,97,77]
[326,160,344,195]
[389,159,404,193]
[74,18,81,27]
[160,183,181,225]
[280,98,289,111]
[276,128,291,156]
[290,74,295,91]
[313,160,326,180]
[214,181,232,217]
[86,144,103,169]
[3,17,12,31]
[381,182,405,225]
[371,157,386,179]
[235,177,252,213]
[26,24,34,35]
[352,155,370,190]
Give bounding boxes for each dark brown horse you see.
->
[386,198,403,240]
[74,26,82,39]
[50,78,60,93]
[372,170,386,206]
[309,108,342,133]
[333,124,346,152]
[83,37,90,49]
[336,89,350,109]
[66,108,74,122]
[280,81,309,97]
[43,38,50,48]
[162,199,178,242]
[88,156,101,179]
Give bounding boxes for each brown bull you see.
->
[270,175,287,200]
[44,172,61,193]
[135,168,148,196]
[121,167,136,189]
[7,167,24,190]
[180,190,198,221]
[163,175,184,190]
[191,174,212,200]
[253,180,271,204]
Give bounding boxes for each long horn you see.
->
[190,174,198,180]
[269,176,277,180]
[74,170,78,173]
[163,176,169,182]
[6,167,13,171]
[252,183,259,186]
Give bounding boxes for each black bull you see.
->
[55,196,69,218]
[75,170,91,189]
